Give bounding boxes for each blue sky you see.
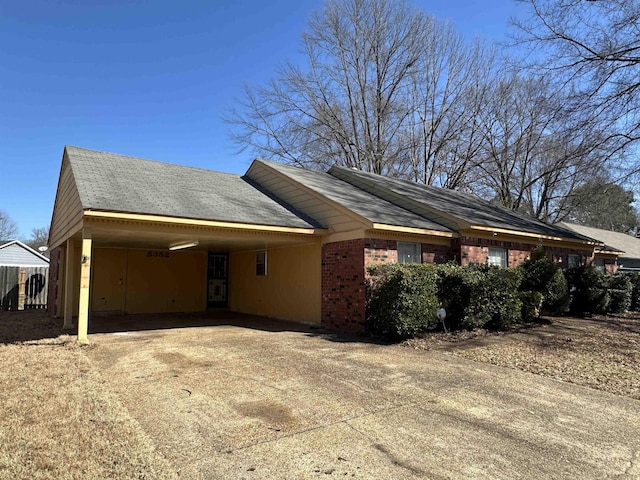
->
[0,0,526,238]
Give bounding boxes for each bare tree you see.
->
[24,227,50,254]
[403,26,496,188]
[0,210,18,242]
[513,0,640,156]
[228,0,429,174]
[471,70,614,221]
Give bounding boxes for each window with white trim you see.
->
[595,257,605,272]
[487,247,507,268]
[568,254,581,268]
[256,250,267,276]
[397,242,421,264]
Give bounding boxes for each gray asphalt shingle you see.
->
[329,165,589,241]
[65,146,322,229]
[258,160,452,232]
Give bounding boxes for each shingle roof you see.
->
[560,223,640,258]
[329,166,588,241]
[64,146,323,229]
[257,160,452,233]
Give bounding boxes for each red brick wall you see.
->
[47,246,61,317]
[321,239,366,334]
[363,239,452,268]
[323,238,453,334]
[422,243,453,264]
[459,237,592,268]
[363,239,397,269]
[604,260,618,275]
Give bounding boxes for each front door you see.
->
[207,253,228,308]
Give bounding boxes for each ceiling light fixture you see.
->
[169,241,199,251]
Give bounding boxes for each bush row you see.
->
[367,256,638,340]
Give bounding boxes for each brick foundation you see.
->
[47,246,61,317]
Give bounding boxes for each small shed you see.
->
[0,240,49,311]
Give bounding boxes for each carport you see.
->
[48,147,326,342]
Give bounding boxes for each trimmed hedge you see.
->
[367,263,440,339]
[438,264,522,330]
[366,256,635,341]
[518,255,570,314]
[606,274,632,314]
[367,263,523,338]
[520,291,544,322]
[565,265,609,315]
[625,273,640,311]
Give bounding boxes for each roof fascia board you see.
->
[371,223,456,238]
[467,225,602,246]
[83,210,326,235]
[247,160,374,229]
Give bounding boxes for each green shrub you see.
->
[437,264,522,330]
[565,265,609,315]
[520,291,544,322]
[626,273,640,311]
[519,255,570,314]
[367,263,440,339]
[606,274,632,314]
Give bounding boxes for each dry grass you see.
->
[406,313,640,400]
[0,311,176,480]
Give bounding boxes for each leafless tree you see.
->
[471,71,613,221]
[403,25,496,188]
[24,227,50,254]
[227,0,632,224]
[227,0,429,174]
[0,210,18,241]
[512,0,640,161]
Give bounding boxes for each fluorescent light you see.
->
[169,241,199,251]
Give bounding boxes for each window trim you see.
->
[397,242,421,264]
[568,254,581,268]
[487,247,508,268]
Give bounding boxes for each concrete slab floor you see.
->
[85,318,640,479]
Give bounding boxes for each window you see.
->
[397,242,421,264]
[256,250,267,276]
[595,257,605,272]
[568,254,581,268]
[488,247,507,268]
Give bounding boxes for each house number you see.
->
[147,251,170,258]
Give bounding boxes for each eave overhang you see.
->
[83,210,327,236]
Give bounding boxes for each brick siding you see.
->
[459,237,592,268]
[47,246,61,317]
[321,239,366,334]
[422,243,453,263]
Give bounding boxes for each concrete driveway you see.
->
[86,315,640,479]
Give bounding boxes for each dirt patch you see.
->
[235,400,296,426]
[405,313,640,400]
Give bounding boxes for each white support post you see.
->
[77,230,92,344]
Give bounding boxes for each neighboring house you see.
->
[48,146,603,340]
[0,240,49,310]
[560,222,640,273]
[0,240,49,267]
